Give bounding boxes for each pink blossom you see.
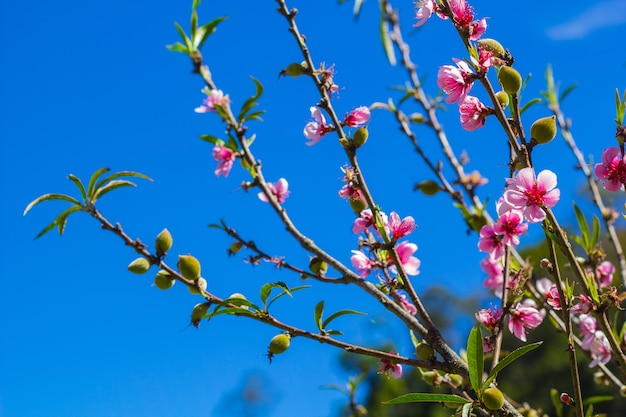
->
[544,284,562,310]
[303,106,329,146]
[437,59,475,104]
[493,209,527,247]
[352,209,388,235]
[448,0,474,27]
[588,331,612,367]
[351,250,374,278]
[389,212,416,239]
[535,277,553,297]
[394,241,421,276]
[258,178,290,204]
[571,294,593,315]
[212,145,237,177]
[413,0,437,27]
[469,17,487,40]
[508,302,544,342]
[578,313,598,349]
[595,147,626,192]
[195,89,228,113]
[481,256,503,296]
[503,167,560,223]
[398,293,417,316]
[344,106,370,127]
[476,305,503,330]
[459,96,489,131]
[477,224,504,260]
[378,351,403,379]
[596,261,615,288]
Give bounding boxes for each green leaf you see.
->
[573,203,590,251]
[384,393,470,405]
[409,330,420,348]
[325,330,343,336]
[520,98,542,115]
[173,21,192,53]
[165,42,188,54]
[314,301,324,331]
[550,388,564,417]
[583,395,613,406]
[237,77,264,123]
[91,180,137,203]
[192,0,200,11]
[93,170,152,196]
[34,205,82,239]
[379,11,396,66]
[198,134,224,146]
[24,193,82,216]
[67,174,87,202]
[86,167,111,200]
[267,285,310,310]
[466,326,484,393]
[353,0,364,18]
[322,309,366,329]
[559,83,577,103]
[461,402,472,417]
[213,296,259,313]
[190,10,198,40]
[590,215,600,249]
[482,341,542,390]
[194,16,227,50]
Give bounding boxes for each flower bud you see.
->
[495,91,509,108]
[352,127,369,147]
[191,302,210,328]
[482,387,505,411]
[188,277,207,295]
[178,254,201,280]
[128,257,150,274]
[530,115,557,144]
[155,228,173,257]
[415,180,440,196]
[309,256,328,276]
[154,269,175,290]
[498,66,522,95]
[415,342,435,361]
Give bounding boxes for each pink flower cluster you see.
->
[350,210,420,278]
[579,314,612,367]
[378,351,403,379]
[414,0,487,41]
[212,145,237,177]
[258,178,290,204]
[595,147,626,192]
[303,106,370,146]
[476,299,544,343]
[195,88,229,113]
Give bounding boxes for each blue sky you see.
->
[2,1,626,416]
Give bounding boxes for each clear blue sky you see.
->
[2,1,626,416]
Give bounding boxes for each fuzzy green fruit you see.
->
[281,62,308,77]
[498,66,522,95]
[495,91,509,108]
[483,387,505,411]
[187,277,207,295]
[349,197,367,214]
[352,127,369,147]
[415,180,441,196]
[530,115,557,144]
[128,257,150,274]
[415,342,435,361]
[229,241,243,254]
[178,254,201,280]
[191,302,210,328]
[448,373,463,388]
[269,333,291,355]
[309,256,328,276]
[478,38,505,59]
[155,228,173,257]
[227,293,249,310]
[154,270,175,290]
[422,371,440,386]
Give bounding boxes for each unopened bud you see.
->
[498,66,522,95]
[530,115,557,144]
[155,228,173,257]
[559,392,575,406]
[540,258,553,271]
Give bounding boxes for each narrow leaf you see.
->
[325,330,343,335]
[520,98,542,115]
[590,215,600,248]
[559,83,577,103]
[260,283,272,306]
[582,395,613,406]
[86,167,111,200]
[573,203,590,250]
[91,180,137,203]
[461,402,472,417]
[173,21,192,53]
[198,134,223,145]
[67,174,87,202]
[384,393,470,405]
[165,43,188,53]
[466,326,484,393]
[192,0,200,11]
[190,10,198,40]
[353,0,364,18]
[379,13,396,66]
[195,16,227,50]
[322,309,366,329]
[24,193,81,216]
[483,341,542,389]
[94,170,152,194]
[314,301,325,331]
[267,285,310,310]
[56,205,82,236]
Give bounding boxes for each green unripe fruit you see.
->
[448,373,463,388]
[415,342,435,361]
[269,333,291,354]
[349,197,367,214]
[187,277,207,295]
[478,38,505,58]
[415,180,441,196]
[154,270,175,290]
[620,385,626,397]
[178,254,201,280]
[229,241,243,254]
[191,302,210,328]
[155,228,173,257]
[228,292,249,310]
[309,256,328,276]
[482,387,505,411]
[352,127,369,147]
[128,257,150,274]
[422,371,440,386]
[498,66,522,95]
[495,91,509,108]
[530,115,557,144]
